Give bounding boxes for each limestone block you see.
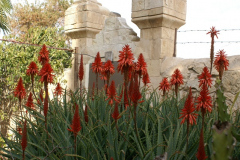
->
[117,17,132,29]
[132,0,144,11]
[152,38,161,59]
[160,27,175,40]
[159,39,174,58]
[147,60,161,77]
[173,0,187,14]
[103,31,119,44]
[145,0,163,9]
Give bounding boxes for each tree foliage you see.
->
[10,0,73,36]
[0,0,12,33]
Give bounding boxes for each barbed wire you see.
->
[0,38,74,52]
[178,29,240,32]
[177,41,240,44]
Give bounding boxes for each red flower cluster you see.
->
[102,60,115,81]
[142,72,150,86]
[106,81,119,105]
[197,67,212,114]
[39,63,54,84]
[54,83,63,97]
[196,85,212,114]
[91,52,103,74]
[14,77,26,101]
[130,75,142,105]
[26,92,35,111]
[78,54,84,82]
[117,44,134,74]
[214,49,229,80]
[26,61,38,77]
[198,67,212,88]
[68,104,82,137]
[196,129,208,160]
[38,44,49,65]
[159,77,170,96]
[170,69,184,96]
[112,102,121,122]
[207,26,219,39]
[179,88,198,125]
[136,53,147,77]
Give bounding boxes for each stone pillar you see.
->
[132,0,187,86]
[64,0,110,91]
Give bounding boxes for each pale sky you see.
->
[98,0,240,59]
[6,0,240,59]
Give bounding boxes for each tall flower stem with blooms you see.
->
[159,77,170,97]
[91,52,102,94]
[170,69,184,98]
[207,26,219,74]
[38,44,49,66]
[39,63,54,130]
[197,66,212,128]
[14,77,26,118]
[214,49,229,81]
[78,54,84,96]
[136,53,147,87]
[102,60,115,93]
[179,87,198,148]
[26,92,35,120]
[68,104,82,155]
[117,45,134,108]
[106,81,119,106]
[26,61,38,100]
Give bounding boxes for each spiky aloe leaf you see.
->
[216,84,230,122]
[212,122,235,160]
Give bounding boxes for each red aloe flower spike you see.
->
[117,44,135,75]
[84,105,89,124]
[214,49,229,80]
[26,61,38,99]
[68,104,82,137]
[14,77,26,117]
[17,127,22,135]
[196,84,212,114]
[14,77,26,102]
[103,60,115,91]
[26,61,38,76]
[38,44,49,65]
[179,88,198,125]
[91,52,103,93]
[170,69,184,97]
[54,83,63,97]
[207,26,220,73]
[179,88,198,147]
[159,77,170,96]
[136,53,147,83]
[142,72,150,86]
[79,54,84,91]
[198,67,212,88]
[39,63,54,84]
[110,158,114,160]
[21,120,27,160]
[196,128,208,160]
[112,102,121,122]
[26,92,35,112]
[131,75,142,105]
[106,81,119,106]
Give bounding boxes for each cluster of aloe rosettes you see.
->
[1,26,240,160]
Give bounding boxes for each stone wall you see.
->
[160,55,240,108]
